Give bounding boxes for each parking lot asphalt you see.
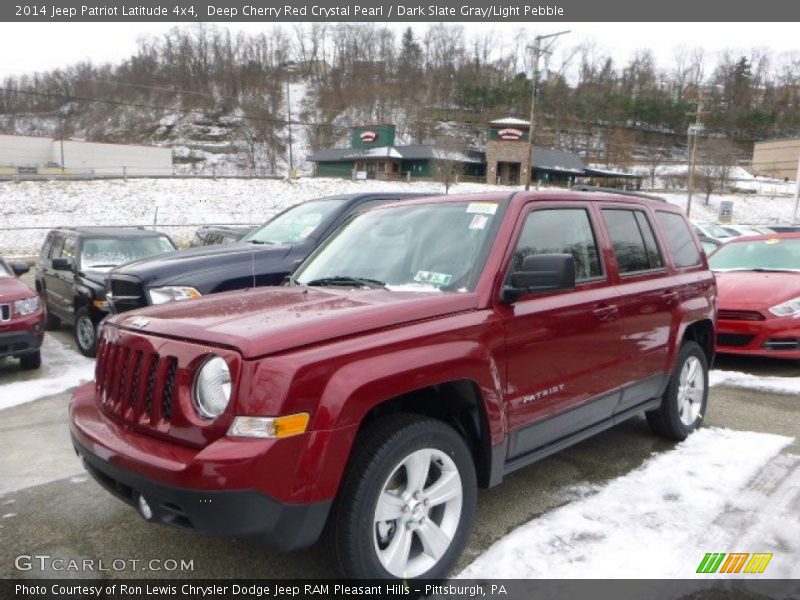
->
[1,342,797,578]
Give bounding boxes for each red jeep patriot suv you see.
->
[70,190,716,579]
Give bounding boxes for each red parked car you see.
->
[70,190,715,579]
[709,232,800,360]
[0,257,45,370]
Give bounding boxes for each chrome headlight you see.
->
[13,296,40,316]
[193,356,232,419]
[769,296,800,318]
[148,286,202,305]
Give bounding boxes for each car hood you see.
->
[0,276,36,301]
[715,270,800,309]
[110,242,293,286]
[109,286,479,358]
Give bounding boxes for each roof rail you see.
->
[570,185,667,203]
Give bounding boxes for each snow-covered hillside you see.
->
[1,177,797,256]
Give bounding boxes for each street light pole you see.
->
[524,31,570,191]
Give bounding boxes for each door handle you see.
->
[662,289,680,304]
[592,304,619,321]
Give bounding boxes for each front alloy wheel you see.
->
[374,448,463,578]
[74,307,98,358]
[330,414,476,579]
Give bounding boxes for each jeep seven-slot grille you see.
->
[96,338,178,427]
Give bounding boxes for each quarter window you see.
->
[512,208,602,281]
[656,211,702,268]
[602,209,664,273]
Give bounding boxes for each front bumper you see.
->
[73,436,330,550]
[716,314,800,360]
[0,311,44,358]
[70,383,334,551]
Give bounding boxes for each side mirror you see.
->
[501,254,576,304]
[51,257,73,271]
[11,261,29,276]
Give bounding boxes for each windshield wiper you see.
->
[248,239,275,245]
[305,276,386,289]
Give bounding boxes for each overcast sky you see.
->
[0,22,796,80]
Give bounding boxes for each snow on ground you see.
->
[2,176,800,256]
[710,370,800,396]
[0,177,520,255]
[459,428,796,579]
[0,336,94,411]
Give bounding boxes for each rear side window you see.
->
[513,208,602,281]
[656,211,702,268]
[602,209,664,273]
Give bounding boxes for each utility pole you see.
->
[524,30,569,191]
[685,93,708,219]
[279,61,297,180]
[793,151,800,224]
[59,116,65,175]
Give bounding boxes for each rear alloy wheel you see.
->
[74,307,98,358]
[647,341,709,440]
[330,414,476,579]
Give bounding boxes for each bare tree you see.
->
[431,134,469,194]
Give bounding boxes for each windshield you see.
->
[294,201,499,292]
[0,261,10,277]
[80,236,175,270]
[708,238,800,271]
[242,197,348,245]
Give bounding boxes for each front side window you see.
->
[294,201,500,292]
[511,208,602,281]
[602,209,663,273]
[80,236,175,270]
[242,197,349,245]
[62,237,78,262]
[0,261,11,277]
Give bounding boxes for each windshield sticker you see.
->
[414,270,453,287]
[466,202,498,215]
[469,214,489,230]
[765,238,781,245]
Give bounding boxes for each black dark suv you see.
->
[106,193,431,314]
[36,227,176,357]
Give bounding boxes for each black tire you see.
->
[74,307,98,358]
[19,350,41,370]
[646,341,709,441]
[329,413,477,580]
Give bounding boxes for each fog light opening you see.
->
[138,494,154,520]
